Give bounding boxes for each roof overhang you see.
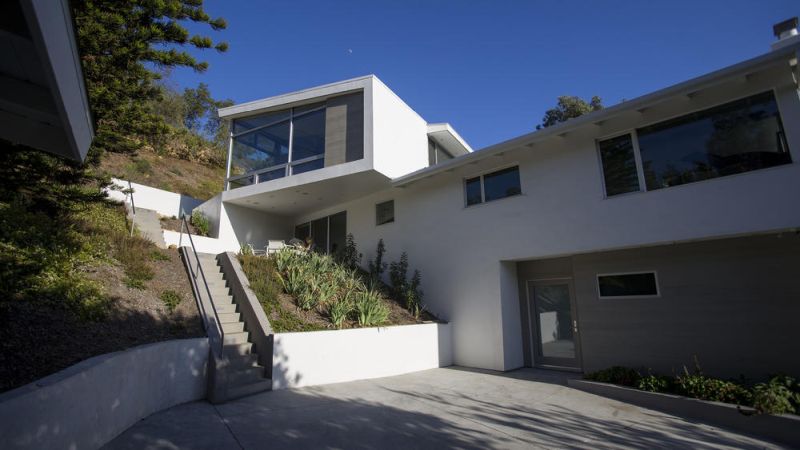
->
[394,42,800,187]
[0,0,94,162]
[218,75,374,121]
[222,162,391,217]
[427,123,472,156]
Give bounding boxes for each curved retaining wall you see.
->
[0,338,209,450]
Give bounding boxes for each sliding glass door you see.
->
[294,211,346,255]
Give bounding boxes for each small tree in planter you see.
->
[367,239,387,284]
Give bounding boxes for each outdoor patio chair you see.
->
[266,240,286,255]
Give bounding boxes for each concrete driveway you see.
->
[105,367,780,449]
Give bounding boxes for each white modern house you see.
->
[196,21,800,379]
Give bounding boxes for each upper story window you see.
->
[465,166,521,206]
[428,138,454,166]
[376,200,394,225]
[598,91,791,197]
[227,92,364,189]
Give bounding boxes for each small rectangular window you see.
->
[464,166,521,206]
[465,177,483,206]
[598,134,641,196]
[597,272,659,298]
[376,200,394,225]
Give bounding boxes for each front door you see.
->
[527,280,581,369]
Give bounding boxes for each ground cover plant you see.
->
[585,360,800,416]
[239,237,435,332]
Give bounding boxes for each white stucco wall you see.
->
[285,67,800,371]
[196,194,293,251]
[371,77,430,178]
[163,230,237,254]
[0,338,209,450]
[106,178,204,218]
[272,323,452,389]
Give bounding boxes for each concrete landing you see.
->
[132,208,166,248]
[104,367,780,449]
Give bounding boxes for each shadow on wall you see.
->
[271,338,301,390]
[105,366,767,449]
[0,301,208,450]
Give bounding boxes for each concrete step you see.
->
[223,342,253,358]
[227,354,261,370]
[221,321,245,334]
[223,331,250,345]
[225,379,272,401]
[214,301,238,314]
[218,312,241,323]
[227,366,265,386]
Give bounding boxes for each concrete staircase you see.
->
[196,252,272,400]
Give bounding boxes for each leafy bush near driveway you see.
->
[585,362,799,416]
[354,289,390,327]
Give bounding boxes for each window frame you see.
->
[596,271,661,300]
[375,200,395,226]
[463,164,522,207]
[596,88,790,198]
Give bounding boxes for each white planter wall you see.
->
[107,178,204,218]
[163,230,238,254]
[0,338,209,450]
[272,323,452,389]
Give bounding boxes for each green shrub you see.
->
[114,233,155,289]
[328,299,352,329]
[389,251,409,299]
[160,290,182,313]
[367,239,387,283]
[637,373,674,393]
[750,375,799,415]
[150,249,170,261]
[405,269,424,318]
[190,210,210,236]
[354,289,389,327]
[335,233,361,269]
[131,158,152,174]
[585,366,641,387]
[239,242,254,256]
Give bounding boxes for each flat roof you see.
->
[393,41,800,187]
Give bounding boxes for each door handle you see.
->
[573,320,578,333]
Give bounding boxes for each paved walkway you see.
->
[105,367,780,449]
[131,207,166,248]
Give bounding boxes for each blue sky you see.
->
[171,1,798,150]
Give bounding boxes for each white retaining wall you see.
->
[107,178,204,218]
[0,338,209,450]
[272,323,452,389]
[163,229,238,254]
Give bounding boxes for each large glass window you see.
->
[291,108,326,162]
[227,92,364,189]
[598,91,791,196]
[294,211,346,255]
[598,134,640,196]
[464,166,521,206]
[231,121,290,175]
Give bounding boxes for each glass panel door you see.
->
[527,281,581,369]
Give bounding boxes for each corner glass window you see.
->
[232,110,290,135]
[598,134,640,196]
[597,272,659,298]
[464,166,521,206]
[376,200,394,225]
[637,91,791,190]
[231,121,290,174]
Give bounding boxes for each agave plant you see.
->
[328,299,352,329]
[355,289,390,327]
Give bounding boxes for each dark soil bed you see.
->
[160,216,204,235]
[0,247,203,393]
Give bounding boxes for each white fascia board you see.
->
[21,0,94,162]
[219,75,375,119]
[393,41,800,187]
[427,123,473,155]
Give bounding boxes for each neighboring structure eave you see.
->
[427,123,472,156]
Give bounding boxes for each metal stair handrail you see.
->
[126,180,136,237]
[179,214,225,355]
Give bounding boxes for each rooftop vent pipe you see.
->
[771,17,799,50]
